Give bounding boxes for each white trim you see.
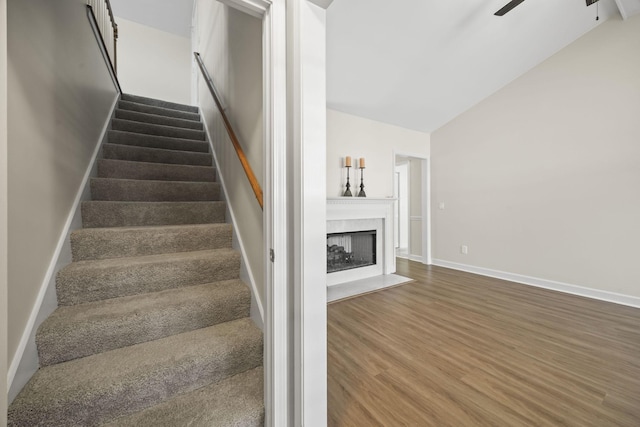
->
[393,151,432,265]
[200,117,265,320]
[423,158,432,265]
[291,2,328,425]
[7,93,120,390]
[217,0,271,19]
[409,254,424,263]
[327,198,396,280]
[262,1,289,423]
[432,259,640,309]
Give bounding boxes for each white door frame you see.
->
[394,162,410,255]
[217,0,330,425]
[393,151,432,265]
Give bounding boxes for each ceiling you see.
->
[326,0,628,133]
[109,0,638,133]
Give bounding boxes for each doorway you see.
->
[394,154,430,264]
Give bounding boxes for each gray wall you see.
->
[431,15,640,298]
[7,0,118,381]
[194,1,265,304]
[1,0,8,421]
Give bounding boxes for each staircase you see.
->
[8,94,265,426]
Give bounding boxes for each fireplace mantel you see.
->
[327,198,396,286]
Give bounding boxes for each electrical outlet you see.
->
[439,202,445,210]
[461,245,468,255]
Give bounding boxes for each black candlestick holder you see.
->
[358,167,366,197]
[343,166,353,197]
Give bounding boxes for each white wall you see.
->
[7,0,118,393]
[116,17,191,104]
[1,0,8,421]
[194,1,264,303]
[431,15,640,299]
[327,109,430,198]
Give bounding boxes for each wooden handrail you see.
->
[194,52,264,210]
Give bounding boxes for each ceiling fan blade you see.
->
[494,0,526,16]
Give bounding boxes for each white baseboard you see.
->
[431,259,640,309]
[200,117,264,324]
[7,94,120,398]
[397,253,424,263]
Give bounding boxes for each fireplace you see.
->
[326,198,396,286]
[327,230,377,273]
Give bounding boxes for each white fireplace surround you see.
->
[327,198,396,286]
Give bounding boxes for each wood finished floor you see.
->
[328,259,640,426]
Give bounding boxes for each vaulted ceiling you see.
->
[326,0,634,133]
[111,0,639,133]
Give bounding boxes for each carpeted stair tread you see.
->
[81,201,226,228]
[71,223,232,261]
[37,280,251,366]
[108,130,209,153]
[57,248,241,305]
[121,93,199,114]
[115,109,203,130]
[112,118,205,141]
[118,100,200,122]
[104,367,264,427]
[98,159,216,183]
[103,143,212,166]
[90,177,221,202]
[8,318,263,427]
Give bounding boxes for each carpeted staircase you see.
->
[8,94,264,426]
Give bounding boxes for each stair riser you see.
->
[37,282,250,366]
[118,100,201,122]
[98,159,216,183]
[82,201,226,228]
[71,224,232,261]
[112,119,205,141]
[115,109,203,130]
[103,143,213,166]
[57,252,241,305]
[108,130,209,153]
[90,179,220,202]
[9,320,262,427]
[121,93,199,113]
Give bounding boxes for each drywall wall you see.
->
[1,0,8,421]
[194,1,264,303]
[116,17,191,104]
[409,159,422,258]
[327,109,430,198]
[431,15,640,298]
[7,0,118,389]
